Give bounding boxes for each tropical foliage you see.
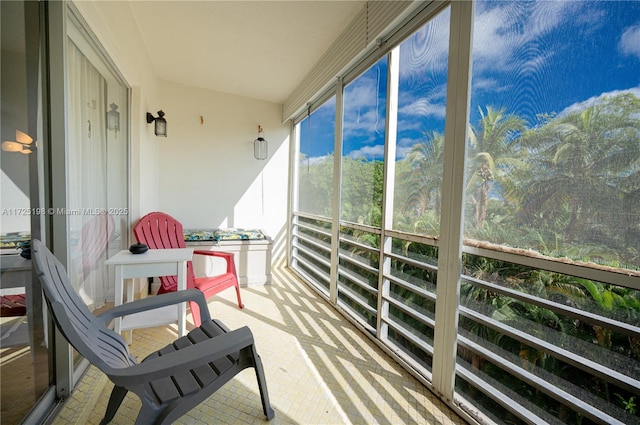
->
[299,93,640,271]
[296,92,640,424]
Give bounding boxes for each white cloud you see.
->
[301,154,332,166]
[348,144,385,160]
[471,76,504,93]
[396,144,414,161]
[472,1,584,74]
[472,4,517,71]
[397,137,416,147]
[619,23,640,59]
[558,86,640,117]
[396,118,424,133]
[344,74,379,110]
[399,98,446,119]
[342,71,386,138]
[399,8,450,80]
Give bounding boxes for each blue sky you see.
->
[301,0,640,162]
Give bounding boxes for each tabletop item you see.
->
[128,243,148,254]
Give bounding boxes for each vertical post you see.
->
[329,78,344,304]
[287,120,299,269]
[177,259,187,336]
[431,0,474,401]
[377,46,400,340]
[46,0,74,399]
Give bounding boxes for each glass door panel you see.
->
[65,16,129,314]
[1,1,50,423]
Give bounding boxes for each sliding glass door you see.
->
[65,19,129,313]
[1,2,130,423]
[1,2,50,423]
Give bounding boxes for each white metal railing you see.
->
[290,212,640,425]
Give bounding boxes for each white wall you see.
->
[72,1,290,263]
[157,80,289,262]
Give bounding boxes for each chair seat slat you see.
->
[171,372,201,397]
[191,364,219,387]
[150,377,181,404]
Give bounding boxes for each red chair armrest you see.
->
[193,250,237,275]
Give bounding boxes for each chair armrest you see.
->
[97,289,211,323]
[193,250,237,275]
[107,326,254,386]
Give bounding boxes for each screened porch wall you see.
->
[289,2,640,424]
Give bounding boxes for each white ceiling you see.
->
[129,1,365,105]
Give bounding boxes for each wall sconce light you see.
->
[254,125,268,160]
[2,130,35,154]
[107,102,120,132]
[146,110,167,137]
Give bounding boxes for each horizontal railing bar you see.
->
[384,228,439,247]
[459,306,640,394]
[383,316,434,356]
[455,365,552,425]
[294,230,332,254]
[338,249,379,274]
[339,231,380,252]
[463,244,639,290]
[384,249,438,273]
[384,272,437,303]
[339,220,383,235]
[458,335,626,425]
[462,274,640,339]
[293,244,331,269]
[338,284,377,316]
[290,266,330,297]
[293,211,332,225]
[291,256,331,288]
[384,294,435,330]
[338,266,378,296]
[293,220,333,240]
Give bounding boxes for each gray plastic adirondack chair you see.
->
[32,239,275,424]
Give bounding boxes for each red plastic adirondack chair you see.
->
[133,212,243,327]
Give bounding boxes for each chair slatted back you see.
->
[133,212,197,293]
[32,239,136,372]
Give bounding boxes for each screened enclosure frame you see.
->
[288,1,640,424]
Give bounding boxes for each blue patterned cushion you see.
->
[0,232,31,249]
[184,228,266,241]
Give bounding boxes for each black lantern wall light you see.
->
[254,125,268,160]
[107,103,120,133]
[146,110,167,137]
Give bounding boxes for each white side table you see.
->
[105,248,194,339]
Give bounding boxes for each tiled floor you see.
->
[52,264,466,425]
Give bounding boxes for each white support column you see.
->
[46,0,74,399]
[329,78,344,305]
[431,0,474,401]
[287,120,300,269]
[377,46,400,340]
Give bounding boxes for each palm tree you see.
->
[515,93,640,245]
[405,131,446,219]
[467,106,526,228]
